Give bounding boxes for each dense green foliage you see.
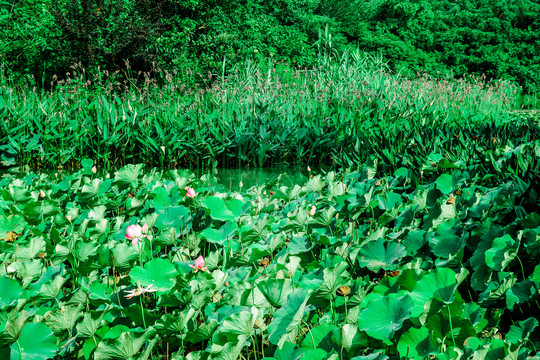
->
[0,146,539,358]
[1,0,539,94]
[1,59,530,172]
[356,0,540,94]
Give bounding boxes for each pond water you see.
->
[206,166,310,192]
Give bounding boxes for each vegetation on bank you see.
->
[2,56,535,172]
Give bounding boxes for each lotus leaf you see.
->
[358,293,413,340]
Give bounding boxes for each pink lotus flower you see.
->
[309,205,316,216]
[185,187,197,198]
[124,284,158,299]
[189,255,209,273]
[39,190,46,198]
[125,224,143,246]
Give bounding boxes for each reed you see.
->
[0,54,532,175]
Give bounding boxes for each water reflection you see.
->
[211,166,309,192]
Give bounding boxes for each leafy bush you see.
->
[353,0,540,93]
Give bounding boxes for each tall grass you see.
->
[0,53,531,174]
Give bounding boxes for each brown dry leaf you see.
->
[4,231,19,243]
[336,286,351,297]
[258,257,270,268]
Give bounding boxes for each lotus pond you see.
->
[0,153,540,360]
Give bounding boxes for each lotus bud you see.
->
[39,190,46,198]
[66,215,72,222]
[309,205,316,216]
[239,180,243,188]
[91,165,97,174]
[142,223,149,234]
[189,255,209,273]
[307,165,311,172]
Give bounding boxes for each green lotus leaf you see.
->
[80,158,94,170]
[23,200,60,221]
[103,325,131,340]
[478,272,516,304]
[485,234,518,271]
[288,235,312,255]
[428,219,466,258]
[149,186,182,210]
[268,288,311,346]
[113,164,144,188]
[257,278,294,308]
[111,243,138,270]
[77,309,112,339]
[155,308,197,335]
[215,307,257,342]
[301,349,327,360]
[350,352,389,360]
[435,173,454,194]
[94,327,157,360]
[18,260,45,287]
[154,205,191,232]
[209,334,248,360]
[358,293,413,340]
[410,268,458,318]
[506,280,536,310]
[0,214,26,239]
[43,304,83,335]
[202,196,245,222]
[0,276,23,309]
[36,275,66,302]
[402,229,427,255]
[302,175,325,194]
[10,322,57,360]
[201,222,238,245]
[376,191,402,210]
[331,324,368,359]
[506,317,538,344]
[426,310,476,348]
[358,238,406,272]
[1,184,31,203]
[129,258,177,291]
[397,326,439,359]
[274,341,304,360]
[462,302,488,333]
[185,319,220,343]
[300,324,336,350]
[310,261,349,307]
[80,178,110,201]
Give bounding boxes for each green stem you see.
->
[516,255,526,281]
[16,339,22,360]
[301,320,316,349]
[447,305,456,348]
[140,295,147,330]
[330,297,336,325]
[251,335,259,360]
